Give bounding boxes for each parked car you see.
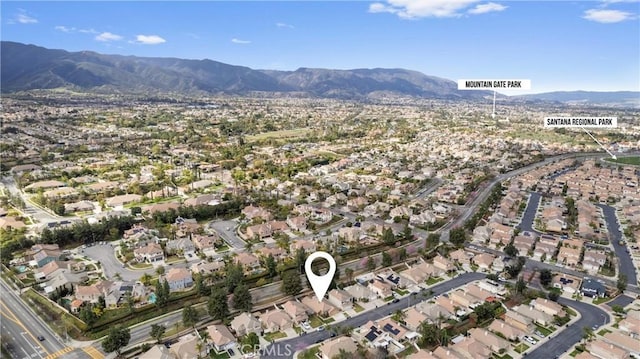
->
[523,335,537,345]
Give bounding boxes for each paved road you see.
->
[517,192,542,234]
[526,298,609,359]
[0,278,91,359]
[208,219,246,250]
[597,203,638,286]
[0,176,61,226]
[81,243,157,282]
[260,272,486,359]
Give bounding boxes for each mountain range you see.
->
[1,41,638,106]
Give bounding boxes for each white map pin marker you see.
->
[305,251,336,302]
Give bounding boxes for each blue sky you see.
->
[2,1,639,94]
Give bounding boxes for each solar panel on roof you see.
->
[365,330,378,342]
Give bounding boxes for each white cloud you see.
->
[79,28,98,34]
[231,38,251,44]
[276,22,294,29]
[13,11,38,24]
[95,32,123,42]
[134,34,166,45]
[468,2,507,14]
[55,25,75,32]
[583,9,634,23]
[369,0,482,19]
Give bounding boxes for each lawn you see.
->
[593,297,611,305]
[606,156,640,166]
[395,289,409,296]
[298,347,319,359]
[209,351,230,359]
[324,317,335,324]
[353,303,365,313]
[597,328,612,336]
[309,315,324,328]
[492,354,513,359]
[514,343,529,354]
[426,277,444,285]
[383,296,395,302]
[264,331,287,341]
[535,324,553,337]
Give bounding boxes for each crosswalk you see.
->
[82,346,104,359]
[44,347,74,359]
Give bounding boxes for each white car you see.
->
[523,335,538,345]
[301,322,311,331]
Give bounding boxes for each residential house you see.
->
[581,279,607,298]
[170,334,205,359]
[449,249,472,267]
[234,252,261,274]
[433,254,455,272]
[301,296,339,317]
[193,234,219,252]
[553,275,581,294]
[618,310,639,337]
[415,302,452,322]
[368,279,393,298]
[468,328,510,353]
[282,300,310,324]
[504,310,534,332]
[165,237,196,256]
[406,350,440,359]
[318,336,358,359]
[138,344,172,359]
[557,246,581,267]
[162,267,193,292]
[344,284,377,302]
[246,223,273,240]
[488,319,524,341]
[404,307,428,331]
[586,339,630,359]
[33,248,63,268]
[400,261,441,285]
[286,216,308,231]
[230,312,262,337]
[450,337,493,359]
[602,331,640,353]
[260,309,293,332]
[134,243,164,264]
[513,235,536,255]
[583,249,607,273]
[533,299,565,317]
[514,305,553,326]
[106,194,142,207]
[206,325,236,353]
[290,239,317,254]
[450,290,480,309]
[327,289,354,311]
[473,253,495,272]
[190,261,224,276]
[242,205,273,221]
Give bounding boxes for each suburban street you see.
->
[516,192,542,234]
[208,219,246,250]
[526,298,609,359]
[0,279,91,359]
[597,203,638,286]
[260,272,487,359]
[81,243,158,282]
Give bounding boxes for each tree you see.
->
[402,225,413,241]
[232,283,253,312]
[195,273,208,296]
[382,227,395,245]
[294,248,307,274]
[281,270,302,296]
[582,326,595,342]
[473,302,495,322]
[539,269,553,287]
[418,322,443,347]
[449,228,467,248]
[366,256,376,271]
[503,243,518,257]
[617,273,627,292]
[150,324,166,343]
[101,326,131,357]
[398,248,407,261]
[345,267,354,282]
[611,305,625,314]
[208,287,229,321]
[182,305,199,328]
[547,291,560,302]
[79,306,98,327]
[515,278,527,295]
[381,252,392,268]
[265,254,277,278]
[426,233,440,250]
[225,262,244,293]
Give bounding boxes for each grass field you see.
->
[246,128,312,142]
[606,156,640,166]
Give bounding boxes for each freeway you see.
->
[597,203,638,286]
[526,298,609,359]
[260,272,487,359]
[0,279,92,359]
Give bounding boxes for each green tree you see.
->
[398,248,407,261]
[182,305,199,328]
[381,252,392,268]
[208,287,229,320]
[539,269,553,287]
[225,262,244,292]
[295,248,307,274]
[515,277,526,295]
[101,326,130,357]
[617,273,627,292]
[281,270,302,296]
[382,227,395,245]
[265,254,277,278]
[366,256,376,271]
[402,225,413,241]
[611,305,625,314]
[503,243,518,257]
[345,267,354,282]
[232,283,253,312]
[149,324,166,344]
[449,227,467,248]
[426,233,440,250]
[79,306,98,327]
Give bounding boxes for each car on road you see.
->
[37,335,45,341]
[317,325,325,332]
[392,298,400,303]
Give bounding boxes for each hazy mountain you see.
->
[1,41,488,100]
[515,91,640,108]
